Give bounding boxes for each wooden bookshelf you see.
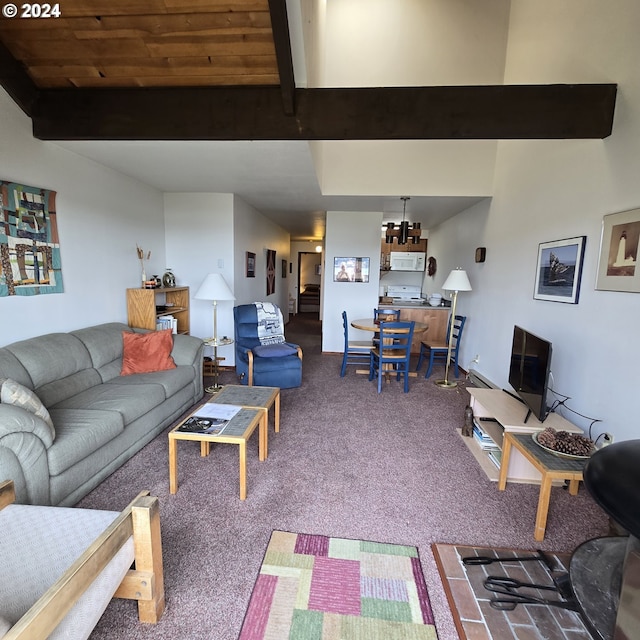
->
[126,286,190,334]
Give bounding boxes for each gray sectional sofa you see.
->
[0,322,204,506]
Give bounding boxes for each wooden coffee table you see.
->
[168,406,266,500]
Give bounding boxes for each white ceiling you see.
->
[54,139,486,240]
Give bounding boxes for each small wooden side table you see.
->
[168,407,266,500]
[498,432,587,541]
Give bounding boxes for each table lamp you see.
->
[436,268,472,389]
[195,273,235,393]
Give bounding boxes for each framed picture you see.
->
[282,259,287,278]
[333,257,370,283]
[534,236,586,304]
[246,252,256,278]
[596,207,640,292]
[266,249,276,295]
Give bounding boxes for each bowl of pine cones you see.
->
[532,427,595,459]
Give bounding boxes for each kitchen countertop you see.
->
[378,301,450,309]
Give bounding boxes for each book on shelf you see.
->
[156,315,177,333]
[472,421,497,450]
[177,403,242,436]
[486,447,502,469]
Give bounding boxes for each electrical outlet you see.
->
[471,354,480,364]
[602,433,614,446]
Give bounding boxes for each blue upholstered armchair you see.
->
[234,303,303,388]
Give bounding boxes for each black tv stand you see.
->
[502,388,524,404]
[524,408,532,424]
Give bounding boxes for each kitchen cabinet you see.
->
[377,304,448,354]
[380,238,427,270]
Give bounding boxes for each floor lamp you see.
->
[436,268,472,389]
[195,273,235,393]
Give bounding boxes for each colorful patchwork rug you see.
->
[239,530,437,640]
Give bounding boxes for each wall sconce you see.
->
[384,197,422,245]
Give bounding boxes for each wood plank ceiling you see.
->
[0,0,280,88]
[0,0,617,141]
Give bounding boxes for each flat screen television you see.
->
[508,325,553,423]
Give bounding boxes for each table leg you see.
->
[259,412,267,461]
[169,436,178,494]
[498,434,512,490]
[534,474,553,541]
[274,393,280,433]
[568,478,580,495]
[239,441,247,500]
[201,441,210,457]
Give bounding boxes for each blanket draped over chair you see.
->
[254,302,285,345]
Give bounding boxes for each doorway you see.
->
[297,252,321,315]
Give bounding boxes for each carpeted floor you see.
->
[77,312,609,639]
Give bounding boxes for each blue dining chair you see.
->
[369,321,415,393]
[416,315,467,379]
[372,308,401,346]
[373,308,401,321]
[340,311,372,376]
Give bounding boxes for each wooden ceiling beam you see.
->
[28,84,617,141]
[0,40,39,115]
[267,0,295,115]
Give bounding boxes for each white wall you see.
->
[323,0,510,87]
[164,193,290,367]
[163,193,235,365]
[322,211,383,352]
[232,196,291,314]
[0,89,165,345]
[311,0,506,204]
[428,0,640,443]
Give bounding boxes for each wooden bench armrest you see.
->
[0,479,16,510]
[3,489,164,640]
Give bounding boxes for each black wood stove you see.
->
[570,440,640,640]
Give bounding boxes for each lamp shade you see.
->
[442,268,472,292]
[194,273,235,301]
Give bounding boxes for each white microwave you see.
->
[390,252,426,271]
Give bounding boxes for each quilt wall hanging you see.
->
[0,180,64,296]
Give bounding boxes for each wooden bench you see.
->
[0,480,164,639]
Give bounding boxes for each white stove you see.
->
[386,284,424,304]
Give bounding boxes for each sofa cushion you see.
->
[46,409,124,476]
[0,348,32,390]
[51,382,165,425]
[4,333,93,392]
[0,614,10,635]
[0,378,55,437]
[121,330,176,376]
[107,365,194,398]
[71,323,132,373]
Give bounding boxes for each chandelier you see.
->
[384,197,421,245]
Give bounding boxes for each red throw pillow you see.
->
[121,329,177,375]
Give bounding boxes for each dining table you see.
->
[350,318,428,376]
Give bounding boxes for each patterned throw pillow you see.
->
[0,377,55,437]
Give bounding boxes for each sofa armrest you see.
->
[170,334,204,367]
[0,404,53,505]
[0,404,55,448]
